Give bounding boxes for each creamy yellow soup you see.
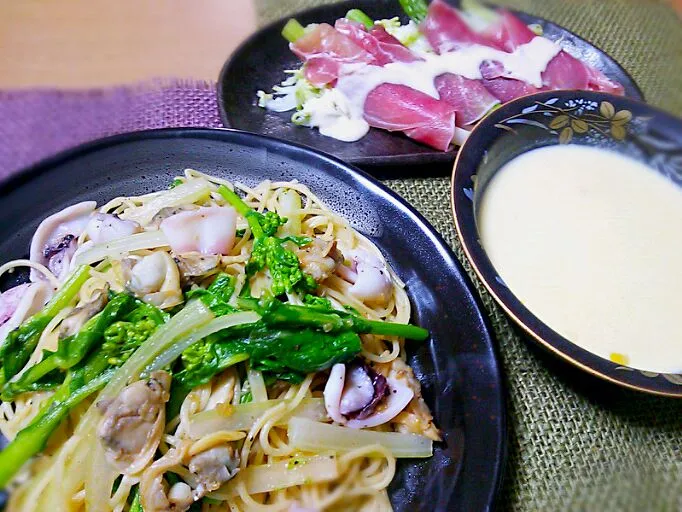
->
[478,145,682,373]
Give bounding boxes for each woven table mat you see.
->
[254,1,682,511]
[0,80,222,180]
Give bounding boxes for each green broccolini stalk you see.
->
[239,297,430,340]
[2,293,136,400]
[345,9,375,29]
[0,265,91,383]
[218,185,316,296]
[399,0,429,22]
[0,297,167,488]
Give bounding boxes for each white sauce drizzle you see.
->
[266,36,561,144]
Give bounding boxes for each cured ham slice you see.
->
[543,51,624,94]
[291,23,374,86]
[422,1,624,101]
[482,9,535,52]
[334,19,419,65]
[420,0,501,52]
[363,84,456,152]
[435,74,499,126]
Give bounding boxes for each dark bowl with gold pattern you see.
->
[452,90,682,397]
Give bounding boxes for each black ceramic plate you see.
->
[0,128,505,511]
[219,0,643,173]
[452,90,682,397]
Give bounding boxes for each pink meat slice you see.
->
[363,83,457,151]
[335,19,419,65]
[291,23,374,86]
[435,74,499,126]
[586,67,624,95]
[482,10,624,95]
[482,9,535,51]
[420,0,502,52]
[481,77,540,102]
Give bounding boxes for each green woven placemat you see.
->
[253,2,682,510]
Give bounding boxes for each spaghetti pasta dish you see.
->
[0,170,440,511]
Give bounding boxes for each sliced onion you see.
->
[288,417,432,458]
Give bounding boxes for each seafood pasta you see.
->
[0,170,439,511]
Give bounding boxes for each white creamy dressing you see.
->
[478,145,682,373]
[267,36,561,143]
[335,36,559,128]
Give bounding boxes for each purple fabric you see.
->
[0,79,223,181]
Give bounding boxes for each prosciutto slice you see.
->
[482,9,536,52]
[420,0,501,52]
[291,23,374,86]
[423,1,624,101]
[363,84,456,152]
[334,19,419,65]
[435,74,499,126]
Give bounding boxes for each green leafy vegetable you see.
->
[176,339,249,390]
[218,185,315,296]
[0,295,169,487]
[2,293,136,400]
[399,0,429,22]
[243,326,362,381]
[129,488,143,512]
[186,273,237,316]
[239,389,253,404]
[102,317,159,366]
[0,266,90,383]
[302,294,334,311]
[346,9,374,29]
[282,18,306,43]
[240,297,430,340]
[169,177,184,189]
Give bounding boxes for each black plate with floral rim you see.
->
[0,128,505,510]
[218,0,642,174]
[452,90,682,397]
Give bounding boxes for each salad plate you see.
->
[0,128,505,511]
[218,0,642,172]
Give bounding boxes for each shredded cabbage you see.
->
[257,69,328,115]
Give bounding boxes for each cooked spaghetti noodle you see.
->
[0,170,439,512]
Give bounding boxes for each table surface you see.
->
[0,0,257,88]
[1,1,681,511]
